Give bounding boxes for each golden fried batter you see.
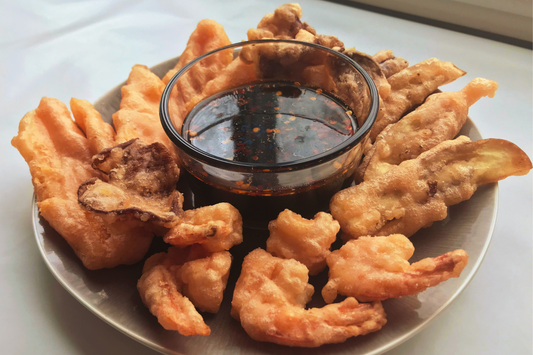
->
[322,235,468,303]
[137,246,232,336]
[70,98,116,154]
[372,50,409,78]
[360,78,499,181]
[241,3,344,80]
[343,48,390,100]
[370,58,466,141]
[164,20,233,133]
[112,65,179,161]
[185,57,257,113]
[231,249,387,347]
[12,98,154,270]
[162,19,233,85]
[331,136,532,239]
[78,139,182,226]
[164,203,243,252]
[266,210,340,275]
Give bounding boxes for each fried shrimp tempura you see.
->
[322,235,468,303]
[372,50,409,78]
[137,246,233,335]
[369,58,466,141]
[164,203,243,252]
[112,65,180,161]
[12,98,156,270]
[231,249,387,347]
[360,78,499,181]
[266,210,340,275]
[78,139,183,226]
[331,136,532,239]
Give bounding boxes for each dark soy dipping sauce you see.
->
[183,81,355,164]
[181,81,358,228]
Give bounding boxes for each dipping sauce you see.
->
[180,81,360,228]
[182,82,356,164]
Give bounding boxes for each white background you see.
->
[1,0,531,354]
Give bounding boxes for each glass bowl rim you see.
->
[160,38,379,173]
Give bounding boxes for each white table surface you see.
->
[1,0,531,354]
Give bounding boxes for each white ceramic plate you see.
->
[33,57,497,355]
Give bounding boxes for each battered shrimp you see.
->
[231,249,386,347]
[266,210,340,275]
[137,246,233,336]
[322,235,468,303]
[164,203,243,252]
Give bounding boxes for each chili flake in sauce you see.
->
[182,81,357,164]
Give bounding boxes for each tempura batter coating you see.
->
[331,136,532,239]
[185,57,257,113]
[78,139,182,226]
[343,48,390,100]
[372,50,409,78]
[162,19,233,85]
[138,246,232,336]
[241,3,344,80]
[232,249,387,347]
[247,3,343,49]
[12,98,154,270]
[266,210,340,275]
[165,20,233,132]
[112,65,179,161]
[361,78,499,181]
[322,235,468,303]
[370,58,466,141]
[70,98,116,154]
[164,203,243,252]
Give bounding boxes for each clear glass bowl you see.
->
[160,39,378,228]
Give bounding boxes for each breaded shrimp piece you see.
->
[322,235,468,303]
[164,203,243,252]
[137,246,233,335]
[266,210,340,275]
[231,249,386,347]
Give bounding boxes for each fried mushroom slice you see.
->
[12,98,154,270]
[266,210,340,275]
[164,203,243,252]
[78,139,182,226]
[322,235,468,303]
[137,246,232,336]
[331,136,532,239]
[360,78,499,181]
[231,249,387,347]
[372,50,409,78]
[369,58,466,141]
